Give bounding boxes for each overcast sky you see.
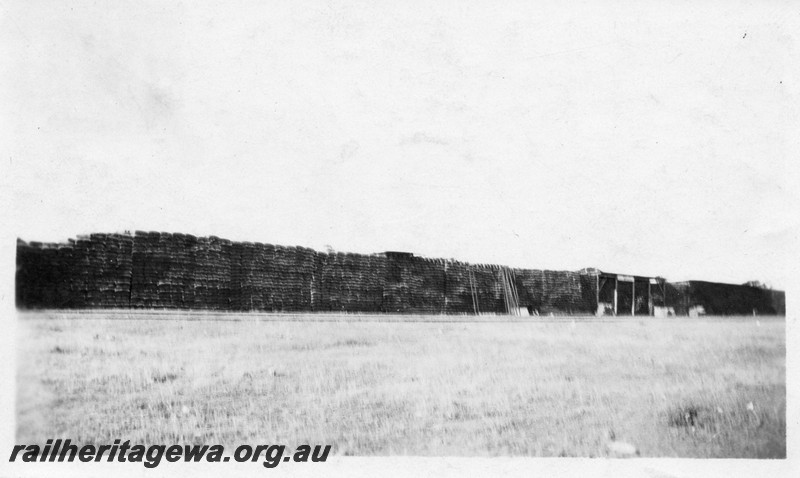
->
[3,1,798,288]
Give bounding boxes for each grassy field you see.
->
[16,311,786,458]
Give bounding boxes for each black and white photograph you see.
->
[1,1,797,477]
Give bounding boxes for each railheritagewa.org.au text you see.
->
[10,439,331,468]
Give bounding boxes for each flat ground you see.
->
[16,311,786,458]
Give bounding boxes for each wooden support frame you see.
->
[596,273,600,316]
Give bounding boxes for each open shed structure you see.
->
[595,271,666,316]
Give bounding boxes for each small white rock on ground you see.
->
[605,440,639,457]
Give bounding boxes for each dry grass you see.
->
[16,311,785,458]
